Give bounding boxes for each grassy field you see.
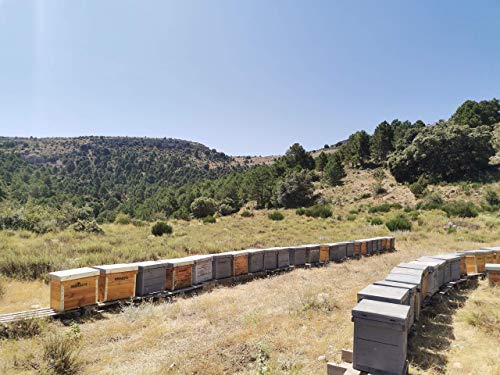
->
[0,176,498,374]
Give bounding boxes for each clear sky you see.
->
[0,1,499,155]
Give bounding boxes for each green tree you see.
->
[315,152,329,171]
[451,98,500,127]
[323,153,346,186]
[388,123,494,182]
[275,170,314,208]
[190,197,218,218]
[282,143,315,170]
[370,121,394,163]
[342,131,370,167]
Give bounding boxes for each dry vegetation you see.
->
[0,178,498,374]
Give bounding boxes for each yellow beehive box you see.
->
[93,264,138,302]
[49,267,100,312]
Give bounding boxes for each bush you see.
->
[43,333,83,375]
[268,211,284,221]
[369,217,383,225]
[417,192,444,210]
[295,207,306,216]
[368,203,401,213]
[359,193,371,200]
[407,210,420,221]
[442,200,479,218]
[386,214,412,232]
[114,213,131,225]
[409,176,429,198]
[0,318,47,339]
[484,188,499,207]
[218,203,235,216]
[275,170,314,208]
[240,210,253,218]
[70,220,104,234]
[190,197,218,218]
[151,221,173,236]
[202,215,216,224]
[371,182,386,196]
[304,205,332,218]
[346,213,357,221]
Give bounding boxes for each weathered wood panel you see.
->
[166,265,192,291]
[233,255,248,276]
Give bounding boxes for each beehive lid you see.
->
[263,247,282,252]
[429,254,461,261]
[324,241,351,247]
[352,299,410,324]
[134,260,168,270]
[481,246,500,251]
[213,252,233,259]
[385,273,421,286]
[485,263,500,271]
[373,280,417,292]
[226,250,249,257]
[162,258,194,268]
[306,244,321,249]
[49,267,99,281]
[93,264,138,274]
[398,262,429,271]
[183,254,213,262]
[417,257,447,267]
[390,266,425,277]
[358,284,409,301]
[477,249,495,254]
[457,250,482,255]
[247,248,264,254]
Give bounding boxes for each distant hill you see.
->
[0,136,246,221]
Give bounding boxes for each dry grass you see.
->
[0,278,49,314]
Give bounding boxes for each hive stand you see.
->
[327,350,409,375]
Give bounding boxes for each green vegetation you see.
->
[240,210,253,218]
[151,221,173,236]
[190,197,218,218]
[202,215,216,224]
[442,200,479,218]
[369,217,384,225]
[304,205,333,218]
[368,203,401,213]
[386,214,412,232]
[323,153,346,186]
[268,211,285,221]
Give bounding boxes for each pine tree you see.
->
[315,151,329,171]
[370,121,394,163]
[323,153,346,186]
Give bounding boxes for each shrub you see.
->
[407,210,420,221]
[268,211,284,221]
[386,214,412,232]
[218,203,235,216]
[371,182,386,196]
[114,213,131,225]
[151,221,173,236]
[43,333,83,375]
[275,170,314,208]
[202,215,216,224]
[409,176,429,198]
[190,197,218,218]
[70,220,104,234]
[304,205,332,218]
[368,203,400,213]
[240,210,253,218]
[369,216,383,225]
[442,200,479,218]
[295,207,306,216]
[417,192,444,210]
[484,188,499,207]
[0,318,48,339]
[346,213,357,221]
[359,193,371,200]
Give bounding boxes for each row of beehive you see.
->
[351,246,499,375]
[49,236,395,312]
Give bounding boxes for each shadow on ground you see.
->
[407,279,478,374]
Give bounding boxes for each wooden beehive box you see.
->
[185,255,213,284]
[263,248,279,270]
[289,246,307,266]
[164,258,194,291]
[319,244,330,263]
[228,250,248,276]
[277,247,290,269]
[354,240,366,256]
[453,252,467,276]
[306,244,320,264]
[212,253,232,280]
[481,247,500,263]
[485,264,500,286]
[49,267,100,312]
[93,264,138,302]
[135,260,168,296]
[327,242,349,262]
[345,241,355,258]
[390,266,429,298]
[247,249,265,273]
[481,250,495,266]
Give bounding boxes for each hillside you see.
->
[0,136,246,222]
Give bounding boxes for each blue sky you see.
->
[0,1,499,155]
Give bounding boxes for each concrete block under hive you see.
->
[93,264,138,302]
[49,267,100,312]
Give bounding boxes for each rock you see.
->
[453,362,463,369]
[317,355,326,362]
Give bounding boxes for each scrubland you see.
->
[0,178,499,374]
